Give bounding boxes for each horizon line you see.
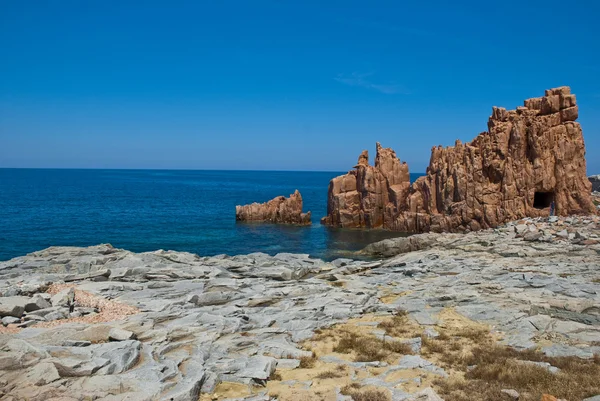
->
[0,167,428,174]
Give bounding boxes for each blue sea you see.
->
[0,169,422,261]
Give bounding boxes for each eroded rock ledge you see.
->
[322,87,596,233]
[236,190,311,225]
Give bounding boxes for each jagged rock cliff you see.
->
[236,190,311,225]
[322,87,596,232]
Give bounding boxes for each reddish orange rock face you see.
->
[321,87,596,233]
[236,190,311,225]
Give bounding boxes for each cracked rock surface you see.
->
[1,215,599,400]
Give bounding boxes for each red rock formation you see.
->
[322,87,596,232]
[236,190,311,225]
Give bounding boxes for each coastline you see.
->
[1,215,599,400]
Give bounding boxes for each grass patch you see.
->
[315,365,346,379]
[453,327,489,341]
[377,309,413,337]
[430,340,600,401]
[420,319,600,400]
[333,331,412,362]
[340,383,390,401]
[269,371,282,381]
[298,352,317,368]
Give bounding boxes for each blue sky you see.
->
[1,0,599,173]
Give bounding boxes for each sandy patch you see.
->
[0,283,138,333]
[380,290,411,304]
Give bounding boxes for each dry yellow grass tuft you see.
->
[340,383,390,401]
[298,352,317,368]
[315,366,346,379]
[333,331,413,362]
[376,308,427,341]
[269,371,283,381]
[428,335,600,401]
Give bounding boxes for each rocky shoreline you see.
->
[1,215,600,401]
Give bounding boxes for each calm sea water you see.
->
[0,169,423,261]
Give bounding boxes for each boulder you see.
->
[44,309,69,321]
[0,295,51,317]
[361,233,438,257]
[27,306,62,317]
[322,87,596,233]
[0,296,30,317]
[51,287,75,307]
[31,294,52,310]
[2,316,20,326]
[236,355,277,380]
[236,190,311,225]
[108,328,136,341]
[26,362,61,386]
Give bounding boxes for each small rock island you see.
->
[236,190,311,225]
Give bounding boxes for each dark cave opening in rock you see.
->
[533,191,554,209]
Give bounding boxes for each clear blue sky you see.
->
[1,0,599,173]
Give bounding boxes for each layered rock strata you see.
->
[322,87,596,232]
[236,190,311,225]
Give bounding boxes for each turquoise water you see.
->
[0,169,422,261]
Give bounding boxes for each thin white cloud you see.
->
[334,72,409,95]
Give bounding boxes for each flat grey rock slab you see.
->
[542,344,594,359]
[109,328,136,341]
[50,287,75,307]
[393,355,447,377]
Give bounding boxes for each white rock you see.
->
[0,297,28,317]
[26,362,61,386]
[108,328,136,341]
[51,287,75,307]
[1,316,20,326]
[501,389,520,400]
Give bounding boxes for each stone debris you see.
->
[322,87,597,233]
[236,189,311,225]
[0,216,598,400]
